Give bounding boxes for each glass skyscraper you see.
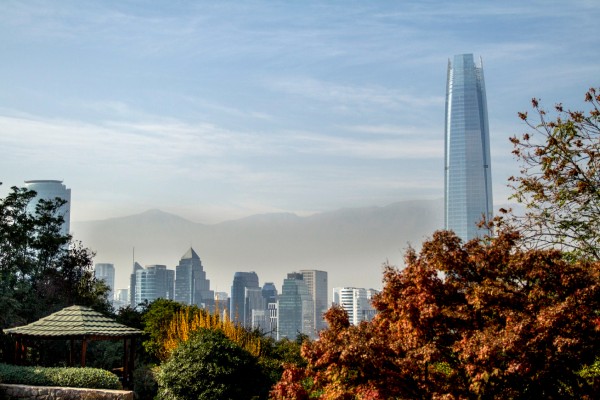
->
[445,54,493,241]
[277,272,314,340]
[94,263,115,302]
[24,180,71,236]
[230,271,259,326]
[174,248,214,309]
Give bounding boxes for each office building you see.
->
[300,270,328,335]
[267,302,278,338]
[332,287,378,326]
[230,271,259,326]
[129,262,143,307]
[94,263,115,302]
[114,288,129,309]
[261,282,278,305]
[214,292,230,319]
[277,273,314,340]
[445,53,493,241]
[134,264,175,305]
[174,248,214,309]
[24,180,71,236]
[246,287,267,330]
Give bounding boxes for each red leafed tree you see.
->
[271,230,600,399]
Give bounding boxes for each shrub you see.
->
[132,364,159,400]
[0,363,121,390]
[157,329,269,400]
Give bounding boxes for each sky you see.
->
[1,0,599,225]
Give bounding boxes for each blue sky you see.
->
[1,0,598,223]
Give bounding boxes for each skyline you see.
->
[2,1,599,225]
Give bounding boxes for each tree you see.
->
[272,230,600,399]
[0,185,109,362]
[157,328,269,400]
[140,299,188,361]
[508,87,600,259]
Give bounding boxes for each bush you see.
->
[132,364,159,400]
[157,329,269,400]
[0,363,121,390]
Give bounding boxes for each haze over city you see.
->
[1,1,599,291]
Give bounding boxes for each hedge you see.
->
[0,363,121,390]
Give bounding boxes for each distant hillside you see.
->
[72,199,444,295]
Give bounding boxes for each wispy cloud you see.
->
[270,78,444,110]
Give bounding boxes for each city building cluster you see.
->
[96,254,378,340]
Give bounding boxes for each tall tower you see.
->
[300,270,328,334]
[129,261,143,307]
[134,265,175,305]
[445,54,493,241]
[24,180,71,236]
[174,248,214,308]
[94,263,115,302]
[230,271,259,326]
[277,272,314,340]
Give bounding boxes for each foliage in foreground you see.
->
[163,307,262,358]
[0,363,121,390]
[272,230,600,399]
[508,87,600,259]
[157,328,269,400]
[0,184,111,364]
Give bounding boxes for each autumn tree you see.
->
[272,230,600,399]
[508,87,600,259]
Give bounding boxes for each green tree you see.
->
[272,230,600,399]
[140,298,188,361]
[0,185,110,362]
[508,87,600,259]
[157,328,269,400]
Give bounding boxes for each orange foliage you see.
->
[162,307,261,359]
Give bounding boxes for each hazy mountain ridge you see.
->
[73,199,444,294]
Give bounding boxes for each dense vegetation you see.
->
[0,184,111,365]
[0,363,121,390]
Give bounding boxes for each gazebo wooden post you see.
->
[123,338,129,384]
[69,338,75,367]
[14,336,21,365]
[81,336,87,367]
[129,337,136,386]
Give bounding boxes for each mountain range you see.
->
[72,199,444,295]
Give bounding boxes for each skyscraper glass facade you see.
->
[445,54,493,241]
[134,264,175,305]
[24,180,71,236]
[300,269,328,334]
[174,248,214,308]
[277,273,314,340]
[94,263,115,302]
[230,271,259,326]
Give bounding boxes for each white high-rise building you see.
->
[94,263,115,302]
[24,180,71,236]
[300,270,328,335]
[332,287,377,326]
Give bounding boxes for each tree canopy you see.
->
[157,328,269,400]
[272,230,600,399]
[508,87,600,259]
[0,185,110,362]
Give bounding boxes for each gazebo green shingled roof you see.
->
[4,305,143,338]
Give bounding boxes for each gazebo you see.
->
[3,305,143,387]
